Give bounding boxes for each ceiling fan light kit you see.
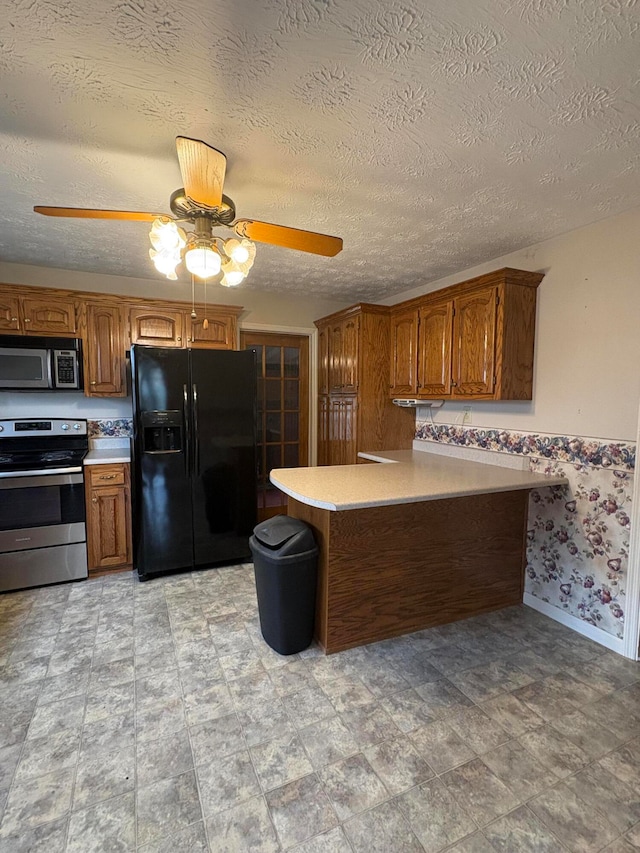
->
[34,136,343,288]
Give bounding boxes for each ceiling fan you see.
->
[34,136,343,286]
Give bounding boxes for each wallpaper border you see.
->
[415,423,636,472]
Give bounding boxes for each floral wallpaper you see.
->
[87,418,133,438]
[415,422,635,641]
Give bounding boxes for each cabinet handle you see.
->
[177,337,182,342]
[90,380,97,385]
[11,317,18,322]
[451,381,457,387]
[188,337,192,342]
[98,474,117,480]
[24,317,31,323]
[91,497,97,503]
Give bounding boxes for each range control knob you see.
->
[0,425,4,432]
[61,423,70,431]
[73,423,81,431]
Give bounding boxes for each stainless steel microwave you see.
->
[0,335,83,390]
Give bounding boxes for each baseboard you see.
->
[523,592,625,655]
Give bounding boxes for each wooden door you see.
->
[452,287,497,397]
[329,395,358,465]
[418,301,453,397]
[390,308,418,396]
[328,322,343,391]
[85,304,125,396]
[22,297,77,334]
[341,317,359,392]
[130,307,185,347]
[189,314,235,349]
[0,296,21,332]
[241,331,310,521]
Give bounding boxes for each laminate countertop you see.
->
[84,438,131,466]
[270,449,567,511]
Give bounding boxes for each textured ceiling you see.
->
[0,0,638,302]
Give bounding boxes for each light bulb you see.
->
[224,237,255,269]
[149,247,180,280]
[184,243,221,279]
[149,219,185,252]
[221,270,244,287]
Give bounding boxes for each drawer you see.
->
[88,464,126,487]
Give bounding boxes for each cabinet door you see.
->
[452,287,497,397]
[86,484,130,570]
[22,297,77,334]
[329,396,358,465]
[317,326,330,396]
[328,322,343,391]
[341,317,359,392]
[85,304,125,396]
[189,314,235,349]
[418,302,453,397]
[317,394,330,466]
[130,307,185,347]
[390,308,418,396]
[0,296,21,332]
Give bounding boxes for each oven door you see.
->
[0,471,86,552]
[0,347,51,389]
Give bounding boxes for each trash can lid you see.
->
[253,515,315,551]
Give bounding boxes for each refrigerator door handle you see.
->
[192,382,200,476]
[183,383,191,475]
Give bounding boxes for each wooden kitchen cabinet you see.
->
[390,268,543,401]
[84,304,125,397]
[129,306,185,348]
[0,293,77,335]
[390,307,419,397]
[315,304,414,466]
[189,313,236,348]
[85,463,132,573]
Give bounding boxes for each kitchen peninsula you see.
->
[271,451,567,654]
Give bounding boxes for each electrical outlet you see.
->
[462,406,472,425]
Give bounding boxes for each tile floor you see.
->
[0,565,639,852]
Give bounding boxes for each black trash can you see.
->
[250,515,319,655]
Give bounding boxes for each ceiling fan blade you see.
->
[234,220,343,257]
[34,206,160,222]
[175,136,226,208]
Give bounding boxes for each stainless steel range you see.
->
[0,418,88,592]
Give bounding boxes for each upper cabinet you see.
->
[130,307,185,348]
[327,315,359,393]
[0,293,78,335]
[129,306,236,350]
[85,304,125,397]
[390,268,543,401]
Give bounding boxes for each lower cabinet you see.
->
[85,463,132,573]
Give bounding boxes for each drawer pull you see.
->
[98,474,117,479]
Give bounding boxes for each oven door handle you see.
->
[0,470,84,488]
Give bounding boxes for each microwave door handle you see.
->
[46,351,54,389]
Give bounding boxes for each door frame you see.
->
[239,322,318,467]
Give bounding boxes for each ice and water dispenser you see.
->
[141,411,183,453]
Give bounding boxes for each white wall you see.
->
[382,206,640,442]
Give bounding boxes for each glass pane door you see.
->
[240,332,309,521]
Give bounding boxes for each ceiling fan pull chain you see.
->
[203,278,209,330]
[191,274,196,319]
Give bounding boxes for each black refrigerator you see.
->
[130,345,257,580]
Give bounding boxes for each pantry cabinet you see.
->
[85,463,132,573]
[390,268,543,401]
[315,304,415,466]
